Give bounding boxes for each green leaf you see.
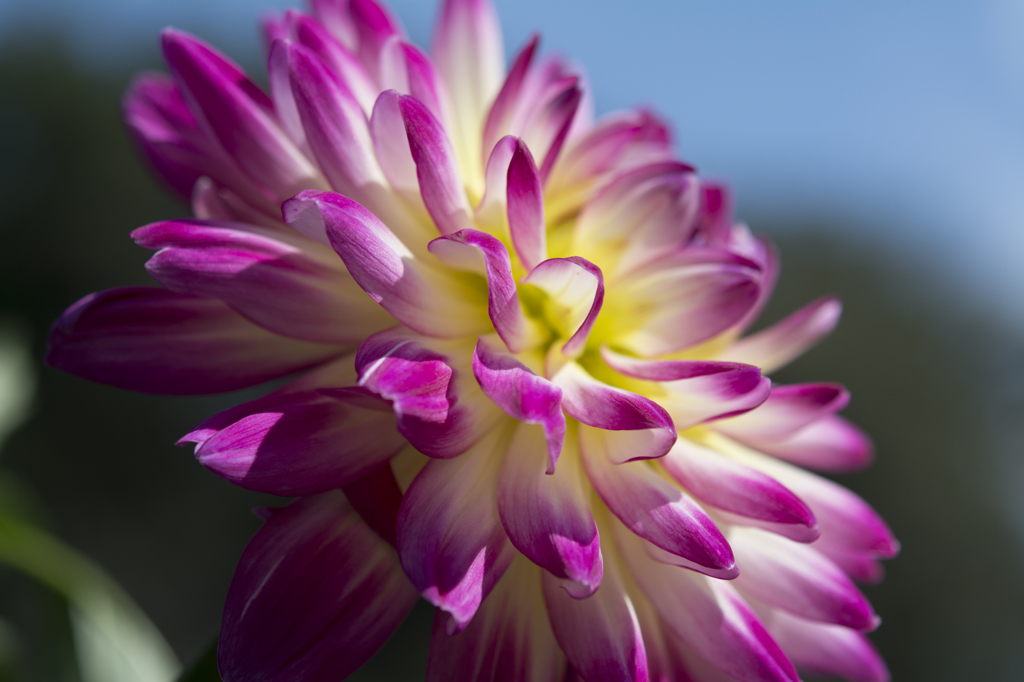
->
[176,639,221,682]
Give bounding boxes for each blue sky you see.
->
[3,0,1023,327]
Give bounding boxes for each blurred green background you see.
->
[1,3,1023,681]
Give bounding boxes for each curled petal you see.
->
[353,327,502,458]
[506,138,547,270]
[726,296,842,374]
[473,337,565,470]
[553,362,675,463]
[498,423,600,597]
[284,190,489,338]
[542,558,647,682]
[525,257,604,359]
[730,527,878,631]
[601,347,770,428]
[428,230,543,352]
[397,429,517,633]
[132,218,393,344]
[179,389,404,496]
[661,439,818,543]
[161,29,326,200]
[618,533,799,682]
[761,609,890,682]
[580,425,735,579]
[756,415,875,473]
[715,383,850,444]
[426,556,567,682]
[476,135,519,227]
[370,89,423,205]
[398,94,474,235]
[607,249,761,357]
[46,287,342,395]
[218,492,418,681]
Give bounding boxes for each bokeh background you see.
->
[1,0,1023,680]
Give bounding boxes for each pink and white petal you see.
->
[473,337,565,469]
[348,0,406,83]
[284,190,490,338]
[760,609,890,682]
[725,296,842,374]
[573,162,699,279]
[692,181,734,247]
[133,218,393,344]
[47,287,343,395]
[608,249,761,357]
[481,36,539,169]
[397,428,517,633]
[428,230,543,352]
[661,439,818,540]
[580,425,735,578]
[714,437,900,560]
[498,423,600,597]
[285,41,389,206]
[523,80,583,182]
[289,11,379,114]
[161,29,326,200]
[426,555,568,682]
[715,383,849,444]
[218,492,418,682]
[617,535,799,682]
[730,527,878,631]
[476,135,519,229]
[553,362,675,463]
[397,41,453,129]
[354,327,503,458]
[601,347,770,428]
[506,139,547,270]
[812,544,887,585]
[309,0,358,50]
[179,388,404,496]
[398,94,474,235]
[267,39,308,152]
[757,415,875,473]
[432,0,505,188]
[371,89,426,206]
[542,558,648,682]
[525,257,604,358]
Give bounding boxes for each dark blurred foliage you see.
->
[1,35,1023,682]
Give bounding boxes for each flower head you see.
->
[48,1,897,680]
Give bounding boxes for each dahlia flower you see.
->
[47,0,898,680]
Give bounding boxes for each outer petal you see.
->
[288,11,379,113]
[397,428,517,633]
[605,249,761,357]
[371,89,428,208]
[354,327,502,458]
[730,527,877,631]
[284,190,490,338]
[715,383,850,443]
[725,296,842,373]
[601,347,770,428]
[218,492,418,681]
[617,532,799,682]
[476,135,520,229]
[432,0,505,190]
[398,94,474,235]
[481,36,539,171]
[132,218,393,344]
[712,436,899,560]
[760,609,890,682]
[580,425,735,579]
[756,415,875,473]
[161,29,326,200]
[661,439,819,543]
[47,287,342,395]
[525,257,604,359]
[542,557,648,682]
[428,230,543,352]
[473,337,565,470]
[426,556,568,682]
[553,362,675,463]
[178,389,404,496]
[348,0,406,83]
[573,162,699,279]
[498,423,601,597]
